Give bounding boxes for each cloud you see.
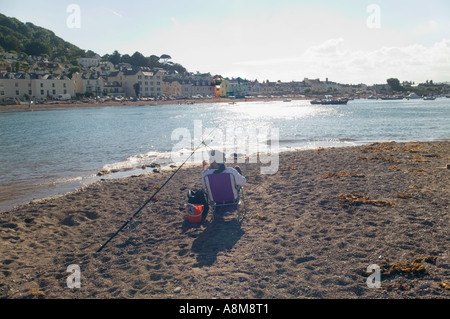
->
[304,38,345,56]
[232,38,450,84]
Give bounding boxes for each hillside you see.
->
[0,13,188,74]
[0,13,86,62]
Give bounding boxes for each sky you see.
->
[1,0,450,85]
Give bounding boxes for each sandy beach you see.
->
[0,141,449,299]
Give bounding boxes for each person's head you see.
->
[209,150,226,168]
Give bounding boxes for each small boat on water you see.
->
[311,95,348,105]
[423,96,436,100]
[407,93,421,99]
[380,96,403,100]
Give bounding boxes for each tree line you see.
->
[387,78,446,95]
[0,13,84,62]
[0,13,188,75]
[101,51,187,74]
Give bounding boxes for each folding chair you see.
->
[203,173,245,222]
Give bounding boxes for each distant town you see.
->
[1,51,449,106]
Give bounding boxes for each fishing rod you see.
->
[96,126,218,253]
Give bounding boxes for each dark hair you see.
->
[213,163,226,174]
[209,150,226,174]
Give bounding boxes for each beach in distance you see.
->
[0,96,302,112]
[0,140,449,299]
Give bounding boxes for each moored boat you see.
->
[310,96,348,105]
[380,96,403,100]
[407,93,420,99]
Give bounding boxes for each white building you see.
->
[107,68,166,98]
[76,57,100,68]
[73,72,105,96]
[0,73,75,102]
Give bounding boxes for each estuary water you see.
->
[0,98,449,212]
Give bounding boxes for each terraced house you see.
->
[107,67,166,98]
[218,77,250,98]
[72,72,105,97]
[163,78,215,98]
[0,72,75,103]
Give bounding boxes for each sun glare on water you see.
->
[224,100,336,121]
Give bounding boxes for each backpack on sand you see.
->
[187,189,209,218]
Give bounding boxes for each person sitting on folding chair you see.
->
[202,150,247,221]
[202,150,246,188]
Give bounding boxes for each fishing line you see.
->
[96,122,220,253]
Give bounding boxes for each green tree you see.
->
[160,54,172,64]
[121,54,131,64]
[387,78,404,92]
[67,66,81,78]
[167,62,187,75]
[85,50,97,58]
[2,34,22,52]
[133,83,140,97]
[148,55,161,68]
[109,50,121,65]
[130,51,148,67]
[24,40,51,56]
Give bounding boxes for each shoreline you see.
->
[2,137,443,214]
[1,140,449,299]
[0,96,310,112]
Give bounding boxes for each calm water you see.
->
[1,98,449,212]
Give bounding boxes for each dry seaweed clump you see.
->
[361,141,424,154]
[338,193,396,208]
[362,256,444,292]
[439,281,450,290]
[30,288,46,298]
[362,256,438,280]
[403,143,424,153]
[378,256,438,278]
[380,261,428,277]
[361,142,398,153]
[396,193,414,199]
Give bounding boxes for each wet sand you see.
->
[0,141,449,299]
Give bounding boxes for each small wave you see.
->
[101,151,160,172]
[336,138,357,142]
[0,176,84,192]
[278,138,308,144]
[49,176,83,185]
[100,138,282,174]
